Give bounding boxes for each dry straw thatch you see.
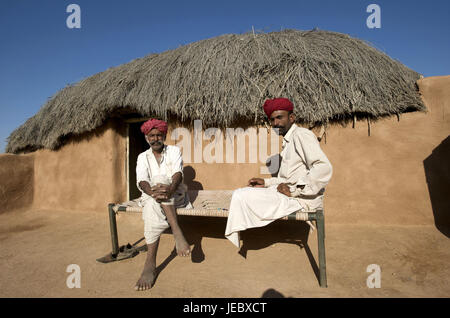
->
[7,29,425,153]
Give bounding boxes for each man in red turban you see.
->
[135,118,192,291]
[262,98,295,136]
[140,118,168,135]
[263,97,294,117]
[225,98,333,248]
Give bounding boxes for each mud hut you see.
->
[6,29,425,154]
[3,29,447,235]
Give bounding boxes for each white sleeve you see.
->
[291,130,333,196]
[264,177,287,187]
[136,153,150,193]
[170,146,184,177]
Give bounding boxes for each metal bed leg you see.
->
[108,203,119,257]
[316,210,327,288]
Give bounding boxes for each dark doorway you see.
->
[128,122,149,200]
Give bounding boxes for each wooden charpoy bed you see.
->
[100,190,327,288]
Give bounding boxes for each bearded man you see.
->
[134,118,192,291]
[225,98,333,248]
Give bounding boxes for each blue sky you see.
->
[0,0,449,153]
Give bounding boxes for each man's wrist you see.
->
[147,188,155,197]
[290,187,303,198]
[169,182,177,193]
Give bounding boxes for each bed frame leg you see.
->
[316,209,327,288]
[109,203,119,257]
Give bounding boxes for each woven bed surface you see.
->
[113,190,312,221]
[188,190,233,209]
[117,190,232,208]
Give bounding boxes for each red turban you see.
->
[263,98,294,117]
[140,119,168,135]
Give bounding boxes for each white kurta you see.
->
[225,124,333,248]
[136,145,192,244]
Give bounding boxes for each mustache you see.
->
[149,140,163,146]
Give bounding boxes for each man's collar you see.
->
[283,124,297,142]
[148,144,167,156]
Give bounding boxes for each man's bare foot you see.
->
[174,234,191,257]
[135,265,156,291]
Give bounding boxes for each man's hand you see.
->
[248,178,265,187]
[150,184,173,202]
[151,184,171,194]
[277,183,291,197]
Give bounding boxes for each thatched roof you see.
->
[7,29,425,153]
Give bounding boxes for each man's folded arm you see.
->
[291,130,333,197]
[170,172,182,194]
[263,177,287,187]
[139,181,153,196]
[136,153,151,194]
[168,147,184,193]
[171,146,184,178]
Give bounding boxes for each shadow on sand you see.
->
[423,135,450,237]
[261,288,290,298]
[143,217,318,287]
[178,216,321,286]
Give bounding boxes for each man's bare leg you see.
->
[161,204,190,256]
[135,238,159,291]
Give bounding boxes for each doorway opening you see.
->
[127,121,148,200]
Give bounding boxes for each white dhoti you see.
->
[140,175,192,245]
[224,186,306,248]
[142,196,171,244]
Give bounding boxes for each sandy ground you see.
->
[0,208,449,298]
